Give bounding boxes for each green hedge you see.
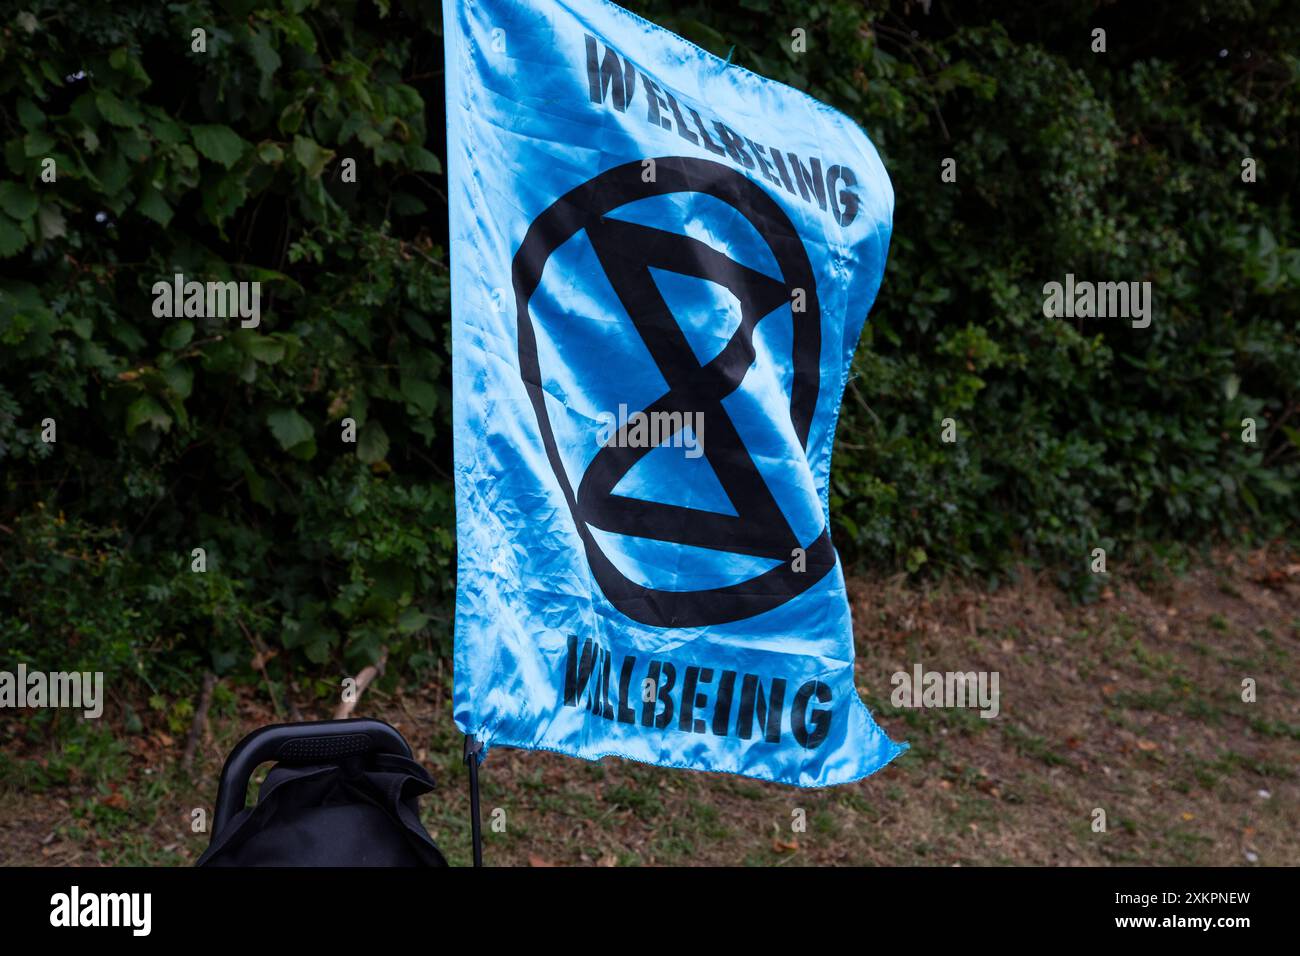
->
[2,0,1297,691]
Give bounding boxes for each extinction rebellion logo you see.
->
[513,156,835,629]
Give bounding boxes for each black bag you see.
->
[198,718,448,867]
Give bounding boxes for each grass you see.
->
[2,545,1298,867]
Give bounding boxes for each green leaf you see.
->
[202,167,250,227]
[292,135,334,179]
[403,312,436,340]
[16,98,44,131]
[36,204,66,240]
[356,421,389,464]
[278,102,305,135]
[0,213,29,257]
[78,339,113,371]
[303,633,334,664]
[161,321,194,350]
[248,28,281,90]
[136,186,173,226]
[398,608,430,633]
[0,183,38,220]
[68,92,98,127]
[108,47,151,87]
[192,124,249,169]
[257,141,284,164]
[407,146,442,174]
[148,116,185,146]
[162,362,193,400]
[95,148,130,195]
[400,375,437,415]
[391,192,427,216]
[68,315,93,340]
[243,334,285,364]
[23,131,54,157]
[267,408,314,450]
[288,437,317,461]
[94,90,143,128]
[243,459,272,508]
[125,395,172,435]
[277,11,317,48]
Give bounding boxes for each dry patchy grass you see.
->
[3,547,1297,867]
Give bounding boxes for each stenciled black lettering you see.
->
[564,635,600,705]
[641,660,676,729]
[792,679,832,748]
[786,152,827,210]
[640,74,675,131]
[679,666,714,734]
[577,41,854,227]
[587,645,604,713]
[746,139,782,187]
[585,34,636,112]
[616,655,638,723]
[663,91,700,146]
[689,107,726,155]
[770,147,797,196]
[737,674,786,743]
[825,164,859,227]
[712,670,737,736]
[713,121,755,169]
[599,645,615,718]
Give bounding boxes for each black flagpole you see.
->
[463,734,483,867]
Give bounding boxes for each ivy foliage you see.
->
[2,0,451,685]
[636,0,1300,587]
[1,0,1297,691]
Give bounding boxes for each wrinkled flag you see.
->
[446,0,904,786]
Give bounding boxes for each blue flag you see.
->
[446,0,904,786]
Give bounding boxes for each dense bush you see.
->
[1,0,452,692]
[2,0,1297,693]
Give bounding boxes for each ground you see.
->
[2,546,1297,867]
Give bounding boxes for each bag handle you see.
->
[211,718,413,837]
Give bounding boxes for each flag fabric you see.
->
[445,0,904,786]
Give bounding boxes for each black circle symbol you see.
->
[514,156,836,628]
